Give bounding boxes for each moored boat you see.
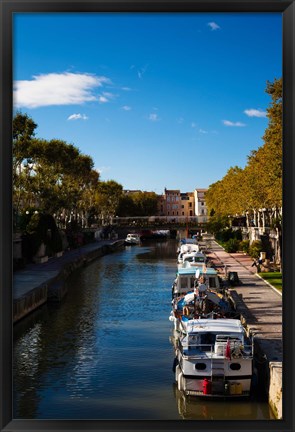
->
[173,318,253,397]
[124,233,141,245]
[178,251,207,268]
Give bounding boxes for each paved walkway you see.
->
[13,240,117,300]
[206,241,282,363]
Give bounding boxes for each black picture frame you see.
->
[1,1,294,431]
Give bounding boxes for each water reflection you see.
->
[13,240,273,420]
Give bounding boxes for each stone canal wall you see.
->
[14,284,48,323]
[13,240,124,323]
[268,362,282,420]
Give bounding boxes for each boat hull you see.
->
[175,364,252,397]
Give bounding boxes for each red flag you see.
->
[225,339,231,360]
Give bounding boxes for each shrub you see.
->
[224,238,240,253]
[249,240,263,259]
[239,239,250,253]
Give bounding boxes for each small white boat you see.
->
[124,233,141,245]
[177,244,200,264]
[178,251,207,268]
[173,318,253,397]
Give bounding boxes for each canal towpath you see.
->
[13,239,124,322]
[206,240,282,363]
[13,239,121,300]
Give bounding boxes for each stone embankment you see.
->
[205,240,282,419]
[13,239,124,323]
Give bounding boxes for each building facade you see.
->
[194,188,208,222]
[157,188,208,221]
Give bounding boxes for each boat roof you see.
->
[185,318,244,334]
[183,252,206,258]
[180,238,198,244]
[177,267,218,276]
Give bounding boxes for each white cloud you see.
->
[244,108,267,118]
[122,105,131,111]
[208,22,221,31]
[223,120,246,127]
[13,72,111,108]
[137,64,149,79]
[191,122,197,128]
[199,128,208,134]
[99,96,108,103]
[149,113,159,121]
[67,113,88,121]
[98,92,117,104]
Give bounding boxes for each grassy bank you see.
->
[258,272,282,292]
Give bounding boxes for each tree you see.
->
[206,77,282,221]
[13,112,38,218]
[117,191,158,217]
[13,113,100,227]
[94,180,123,224]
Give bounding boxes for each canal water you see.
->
[13,240,275,420]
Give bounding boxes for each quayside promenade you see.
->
[13,239,124,323]
[206,240,282,419]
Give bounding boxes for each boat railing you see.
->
[180,341,253,359]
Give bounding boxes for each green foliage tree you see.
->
[206,77,282,222]
[13,113,102,229]
[117,191,158,217]
[95,180,123,224]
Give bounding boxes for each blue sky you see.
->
[13,12,282,193]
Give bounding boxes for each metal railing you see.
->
[179,340,253,359]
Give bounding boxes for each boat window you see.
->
[195,363,207,370]
[200,333,216,345]
[189,335,200,344]
[190,278,195,288]
[180,278,187,289]
[209,277,217,288]
[230,363,241,370]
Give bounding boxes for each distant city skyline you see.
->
[13,12,282,193]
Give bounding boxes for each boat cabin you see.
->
[172,266,221,298]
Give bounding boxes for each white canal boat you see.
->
[177,244,200,264]
[178,251,207,269]
[124,233,141,245]
[174,318,253,397]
